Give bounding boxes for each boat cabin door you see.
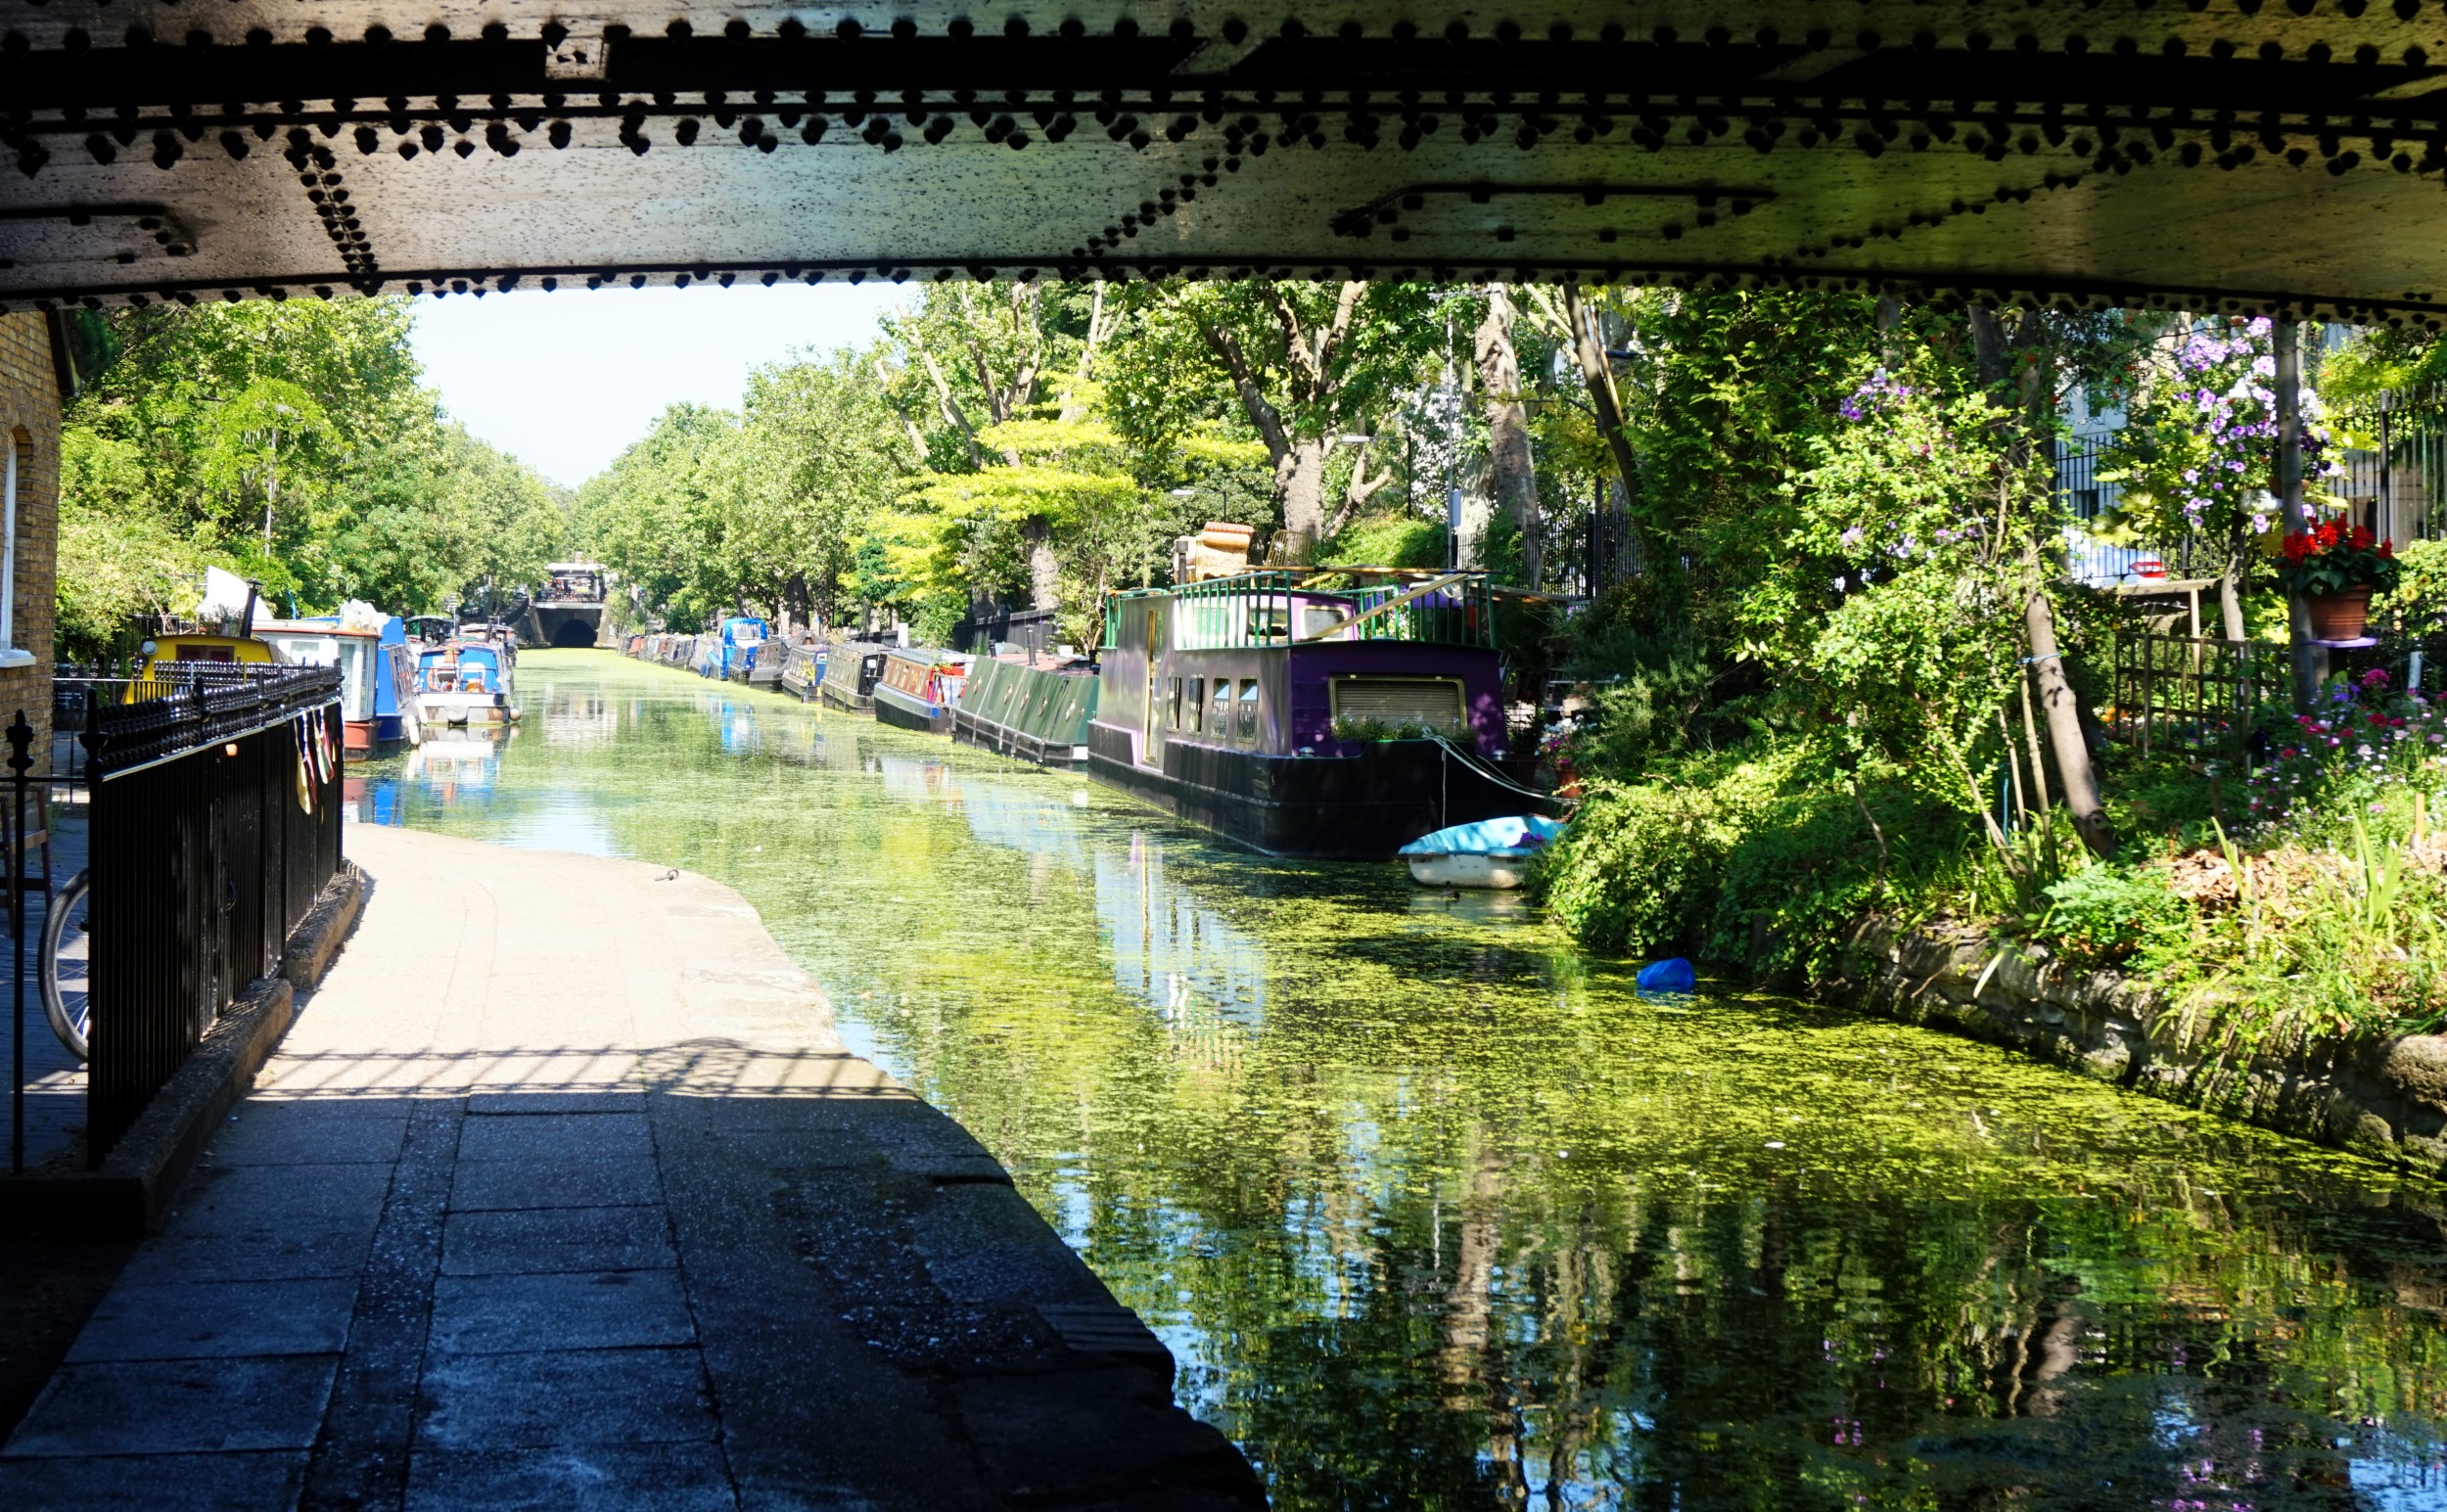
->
[1140,606,1164,767]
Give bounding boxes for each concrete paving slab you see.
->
[416,1347,716,1449]
[0,1449,309,1510]
[208,1100,414,1167]
[159,1163,395,1235]
[2,1355,339,1455]
[64,1278,358,1362]
[441,1206,676,1278]
[449,1154,663,1211]
[465,1091,647,1116]
[455,1112,653,1163]
[114,1219,376,1286]
[404,1443,738,1512]
[428,1270,696,1354]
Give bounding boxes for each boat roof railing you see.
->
[1105,567,1496,651]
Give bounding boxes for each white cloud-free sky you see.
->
[407,283,914,489]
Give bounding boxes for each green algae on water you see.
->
[366,651,2447,1511]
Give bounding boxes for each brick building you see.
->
[0,312,60,758]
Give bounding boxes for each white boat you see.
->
[414,637,520,727]
[1397,815,1566,890]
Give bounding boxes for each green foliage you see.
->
[56,298,567,645]
[1316,510,1446,569]
[2388,538,2447,631]
[2029,864,2184,965]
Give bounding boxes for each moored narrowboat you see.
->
[777,641,828,702]
[707,617,768,680]
[818,641,890,713]
[872,647,969,735]
[953,655,1099,765]
[257,619,388,757]
[416,638,519,726]
[1088,568,1555,858]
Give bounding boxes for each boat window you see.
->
[1210,678,1231,735]
[1169,677,1182,730]
[1246,603,1289,641]
[1237,679,1260,739]
[1187,677,1205,733]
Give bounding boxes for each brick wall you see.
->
[0,312,60,765]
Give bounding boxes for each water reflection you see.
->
[360,652,2447,1511]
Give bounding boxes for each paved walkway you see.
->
[0,824,1262,1510]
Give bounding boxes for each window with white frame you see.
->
[0,433,27,668]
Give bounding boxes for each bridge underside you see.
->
[5,3,2447,320]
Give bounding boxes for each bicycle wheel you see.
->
[41,868,91,1062]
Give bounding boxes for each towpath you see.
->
[0,824,1262,1510]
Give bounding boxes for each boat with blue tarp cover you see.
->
[1398,814,1566,890]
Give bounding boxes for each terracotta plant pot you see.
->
[2305,584,2375,641]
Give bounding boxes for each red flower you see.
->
[2381,539,2397,559]
[2351,525,2376,550]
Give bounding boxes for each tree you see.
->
[1967,306,2117,859]
[1125,281,1438,564]
[738,348,911,629]
[1472,287,1542,586]
[884,283,1112,610]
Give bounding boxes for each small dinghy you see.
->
[1398,815,1566,890]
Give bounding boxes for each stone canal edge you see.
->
[0,823,1267,1511]
[1839,919,2447,1177]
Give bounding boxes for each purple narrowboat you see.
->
[1088,568,1555,858]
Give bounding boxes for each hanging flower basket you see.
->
[2279,521,2399,641]
[2304,583,2375,641]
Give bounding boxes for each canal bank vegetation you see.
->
[1535,295,2447,1078]
[56,298,573,659]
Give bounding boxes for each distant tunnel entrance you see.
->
[549,620,598,649]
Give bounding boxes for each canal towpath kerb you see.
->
[0,823,1265,1510]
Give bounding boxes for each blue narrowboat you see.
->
[707,618,768,680]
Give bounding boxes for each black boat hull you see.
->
[1085,722,1554,859]
[874,690,954,735]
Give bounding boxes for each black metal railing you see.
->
[2332,385,2447,545]
[70,664,343,1161]
[2053,435,2196,588]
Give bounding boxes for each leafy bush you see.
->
[1537,735,1976,980]
[1317,512,1448,570]
[2029,864,2184,965]
[1331,714,1455,743]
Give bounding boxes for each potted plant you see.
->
[2278,520,2401,640]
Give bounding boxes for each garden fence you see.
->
[2105,632,2275,766]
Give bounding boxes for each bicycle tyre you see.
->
[41,868,90,1062]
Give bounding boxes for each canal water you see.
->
[361,650,2447,1511]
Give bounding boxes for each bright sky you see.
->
[408,284,914,489]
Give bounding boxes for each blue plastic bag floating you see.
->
[1636,957,1696,995]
